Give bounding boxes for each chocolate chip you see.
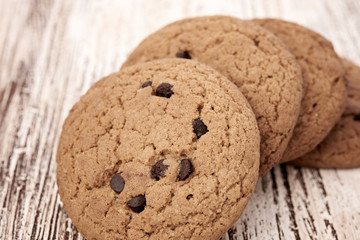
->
[192,119,208,139]
[141,81,152,88]
[186,194,193,200]
[127,195,146,213]
[178,159,193,181]
[150,159,169,180]
[155,83,173,98]
[354,113,360,121]
[176,50,191,59]
[110,173,125,194]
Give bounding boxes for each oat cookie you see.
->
[254,18,347,162]
[122,16,303,176]
[291,59,360,168]
[56,59,260,240]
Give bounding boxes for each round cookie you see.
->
[291,59,360,168]
[56,59,260,240]
[122,16,303,176]
[254,18,347,162]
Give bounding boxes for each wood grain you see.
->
[0,0,359,239]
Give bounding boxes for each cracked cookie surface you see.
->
[122,15,303,176]
[254,18,347,162]
[291,59,360,168]
[56,59,260,240]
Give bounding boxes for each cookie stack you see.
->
[56,16,360,240]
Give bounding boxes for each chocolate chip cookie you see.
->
[254,18,347,162]
[291,59,360,168]
[56,59,260,240]
[122,16,303,176]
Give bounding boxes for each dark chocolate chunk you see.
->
[127,195,146,213]
[155,83,174,98]
[110,173,125,194]
[192,119,208,139]
[176,50,191,59]
[150,159,169,180]
[178,159,193,181]
[354,113,360,121]
[141,81,152,88]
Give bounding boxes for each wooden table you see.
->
[1,0,359,239]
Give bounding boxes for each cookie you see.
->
[56,59,260,240]
[122,16,303,176]
[291,59,360,168]
[254,18,347,162]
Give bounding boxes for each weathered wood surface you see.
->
[0,0,359,239]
